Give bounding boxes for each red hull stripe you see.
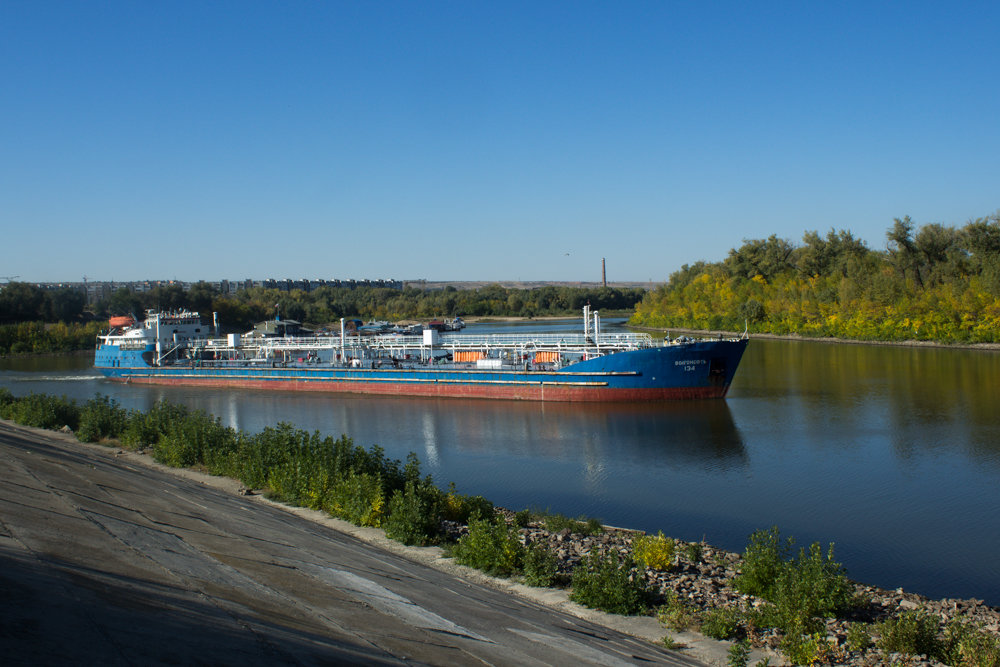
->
[110,376,729,402]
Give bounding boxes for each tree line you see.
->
[631,213,1000,343]
[0,281,645,353]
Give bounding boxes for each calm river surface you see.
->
[3,319,999,605]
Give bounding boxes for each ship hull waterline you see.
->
[100,374,733,401]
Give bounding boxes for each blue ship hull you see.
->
[95,338,748,402]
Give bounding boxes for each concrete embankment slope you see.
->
[0,420,716,666]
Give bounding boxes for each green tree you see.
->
[0,282,47,323]
[725,235,795,280]
[962,213,1000,294]
[887,216,922,287]
[914,223,964,284]
[146,284,187,311]
[796,229,870,278]
[108,287,145,317]
[187,281,218,313]
[46,287,87,322]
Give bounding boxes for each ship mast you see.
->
[155,313,161,366]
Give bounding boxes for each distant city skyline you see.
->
[2,2,997,283]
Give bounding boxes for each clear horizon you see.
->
[3,2,997,283]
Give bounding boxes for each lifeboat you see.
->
[108,315,135,328]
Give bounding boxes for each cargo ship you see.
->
[94,306,748,402]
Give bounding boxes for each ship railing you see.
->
[250,332,655,351]
[199,336,335,351]
[195,332,657,356]
[434,334,656,356]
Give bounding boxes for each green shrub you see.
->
[119,400,193,451]
[685,541,704,563]
[633,531,675,570]
[452,515,524,576]
[780,632,833,666]
[382,479,443,546]
[728,639,750,667]
[657,590,698,631]
[200,427,242,477]
[441,483,494,523]
[0,392,80,431]
[744,603,781,636]
[513,508,532,527]
[0,388,15,408]
[119,411,159,450]
[770,542,854,630]
[846,622,873,651]
[153,409,228,468]
[235,422,299,489]
[735,526,792,598]
[327,471,385,527]
[146,400,192,439]
[701,606,742,640]
[523,541,559,587]
[734,527,854,642]
[941,618,1000,666]
[542,512,603,536]
[570,549,650,615]
[875,610,941,658]
[76,395,128,442]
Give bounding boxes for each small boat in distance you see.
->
[94,306,748,402]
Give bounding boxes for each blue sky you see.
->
[2,1,998,284]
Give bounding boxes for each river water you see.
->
[2,319,999,605]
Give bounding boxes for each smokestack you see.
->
[602,258,607,287]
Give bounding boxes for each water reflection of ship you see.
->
[439,399,748,470]
[118,385,747,478]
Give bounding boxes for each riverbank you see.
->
[501,513,1000,666]
[633,324,1000,352]
[4,405,998,666]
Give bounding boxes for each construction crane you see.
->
[0,275,19,283]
